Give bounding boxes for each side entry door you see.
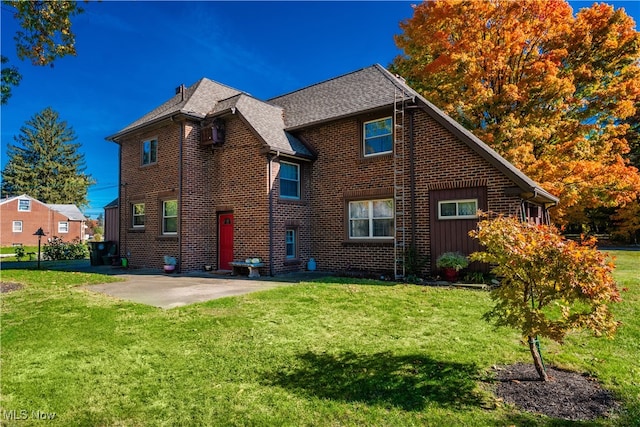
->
[218,213,234,270]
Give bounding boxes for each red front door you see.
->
[219,213,234,270]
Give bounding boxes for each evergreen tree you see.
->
[1,107,94,206]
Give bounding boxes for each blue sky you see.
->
[1,1,638,218]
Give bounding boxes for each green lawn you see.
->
[1,251,638,426]
[0,246,39,262]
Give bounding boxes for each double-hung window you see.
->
[12,220,22,232]
[285,229,297,259]
[348,199,394,238]
[17,199,30,211]
[438,199,478,219]
[142,138,158,166]
[132,203,145,228]
[363,117,393,156]
[280,161,300,199]
[162,200,178,234]
[58,221,69,233]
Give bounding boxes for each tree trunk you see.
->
[528,335,549,381]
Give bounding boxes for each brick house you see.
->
[106,64,557,276]
[0,194,86,246]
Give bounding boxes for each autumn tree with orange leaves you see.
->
[392,0,640,226]
[470,215,620,381]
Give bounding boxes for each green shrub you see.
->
[435,252,469,271]
[43,236,88,261]
[14,246,25,261]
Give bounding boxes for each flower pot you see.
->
[163,265,176,274]
[442,267,459,282]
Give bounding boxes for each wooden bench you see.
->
[229,261,265,278]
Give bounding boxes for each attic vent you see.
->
[200,118,225,146]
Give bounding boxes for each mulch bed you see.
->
[493,363,620,421]
[0,282,23,293]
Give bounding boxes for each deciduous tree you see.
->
[1,56,21,105]
[469,215,620,381]
[1,107,94,207]
[392,0,640,225]
[0,0,83,104]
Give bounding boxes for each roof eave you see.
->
[283,104,397,132]
[106,110,205,143]
[259,145,315,161]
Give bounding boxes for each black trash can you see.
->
[102,242,117,265]
[88,241,113,266]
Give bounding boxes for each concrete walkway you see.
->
[2,259,330,309]
[85,274,293,309]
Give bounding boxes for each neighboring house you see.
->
[106,64,558,276]
[0,194,86,246]
[104,198,119,243]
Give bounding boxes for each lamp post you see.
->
[33,227,46,269]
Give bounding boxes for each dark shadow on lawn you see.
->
[262,351,482,411]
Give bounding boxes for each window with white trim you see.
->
[12,220,22,232]
[363,117,393,156]
[132,203,145,228]
[285,228,297,259]
[17,199,30,211]
[58,221,69,233]
[280,161,300,199]
[438,199,478,219]
[141,138,158,166]
[349,199,394,238]
[162,200,178,234]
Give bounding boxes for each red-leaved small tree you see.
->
[469,215,621,381]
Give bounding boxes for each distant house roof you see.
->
[47,204,86,221]
[104,198,119,209]
[0,194,87,220]
[0,194,45,208]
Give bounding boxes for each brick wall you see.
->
[118,114,304,274]
[299,107,523,276]
[270,158,313,274]
[118,122,180,268]
[197,115,271,273]
[117,104,528,276]
[0,198,84,246]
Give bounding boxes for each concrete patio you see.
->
[2,259,331,309]
[84,274,294,309]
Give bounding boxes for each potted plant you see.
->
[436,252,469,282]
[163,255,177,273]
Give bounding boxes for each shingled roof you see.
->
[209,93,313,158]
[269,64,418,130]
[107,78,313,158]
[106,64,557,205]
[270,64,557,205]
[107,78,242,140]
[47,203,87,221]
[0,194,86,220]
